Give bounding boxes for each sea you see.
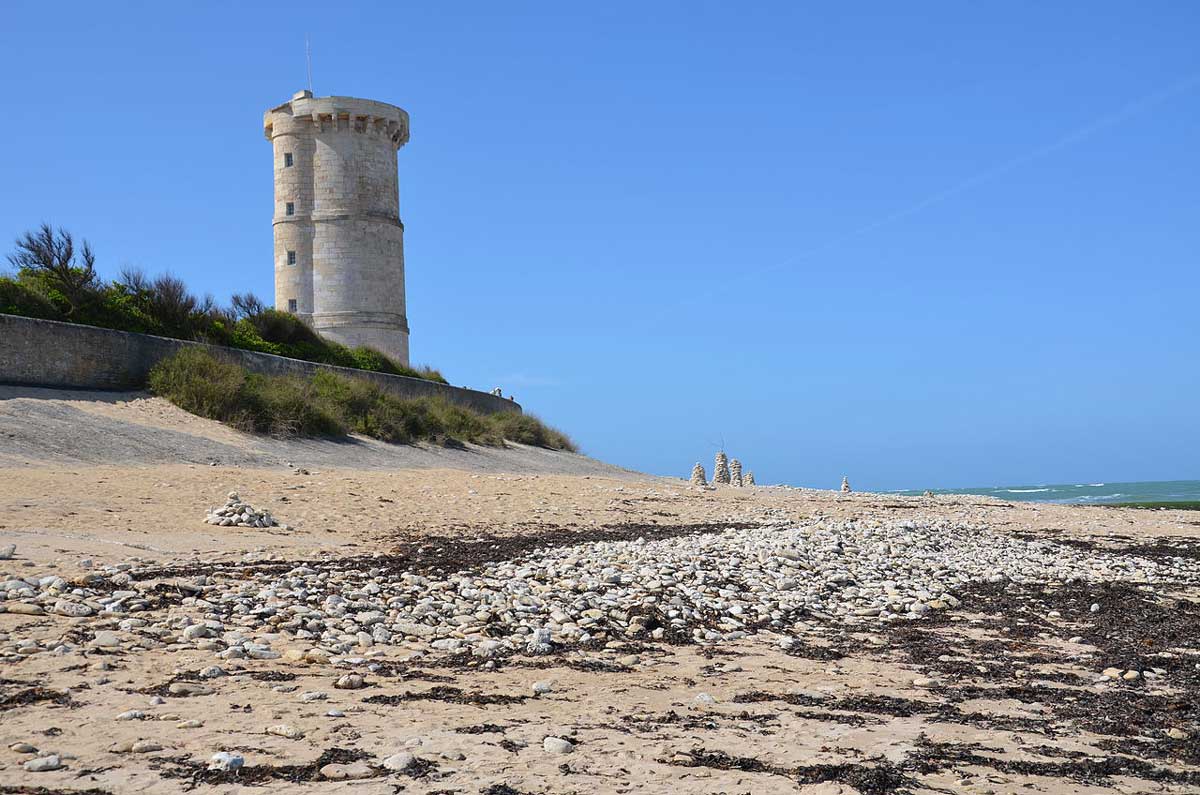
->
[890,479,1200,505]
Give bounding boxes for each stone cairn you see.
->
[689,462,707,486]
[730,459,743,487]
[841,477,852,494]
[205,491,284,529]
[712,452,731,485]
[744,471,756,486]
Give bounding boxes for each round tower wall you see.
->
[264,94,410,365]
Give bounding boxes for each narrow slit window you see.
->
[287,298,297,313]
[286,250,296,266]
[286,202,295,216]
[284,152,294,167]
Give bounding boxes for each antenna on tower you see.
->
[305,35,313,94]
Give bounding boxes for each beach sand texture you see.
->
[2,387,1199,794]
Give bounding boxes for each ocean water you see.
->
[891,479,1200,505]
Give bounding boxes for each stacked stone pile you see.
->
[689,463,707,486]
[730,459,743,487]
[712,452,731,485]
[744,472,756,486]
[205,492,286,529]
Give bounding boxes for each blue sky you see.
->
[3,2,1198,490]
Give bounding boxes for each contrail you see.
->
[763,72,1200,272]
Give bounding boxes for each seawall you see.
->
[0,313,520,415]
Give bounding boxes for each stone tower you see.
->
[264,90,411,365]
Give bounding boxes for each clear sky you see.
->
[3,2,1198,490]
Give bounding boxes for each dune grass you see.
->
[148,348,575,451]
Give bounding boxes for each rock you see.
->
[1122,670,1141,681]
[334,674,364,690]
[617,654,640,667]
[1090,603,1101,613]
[532,680,554,696]
[912,677,937,687]
[1167,728,1190,740]
[209,751,244,772]
[266,724,304,739]
[0,544,16,560]
[132,740,164,753]
[300,690,328,702]
[168,682,214,697]
[198,666,227,679]
[543,736,574,754]
[24,755,63,772]
[526,627,553,655]
[320,761,374,780]
[5,602,45,616]
[90,631,121,648]
[9,742,37,754]
[52,600,94,617]
[116,710,147,721]
[383,751,418,771]
[176,720,203,729]
[694,692,717,705]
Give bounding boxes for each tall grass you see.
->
[148,349,576,452]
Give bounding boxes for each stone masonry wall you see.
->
[0,314,520,416]
[265,93,411,366]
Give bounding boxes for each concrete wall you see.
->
[0,314,520,416]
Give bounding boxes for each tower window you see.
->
[286,250,296,266]
[285,202,295,216]
[287,298,297,313]
[284,152,293,167]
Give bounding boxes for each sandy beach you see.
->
[2,388,1199,794]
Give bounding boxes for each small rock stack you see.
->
[689,463,707,486]
[744,471,756,486]
[205,492,283,529]
[730,459,743,487]
[713,452,731,485]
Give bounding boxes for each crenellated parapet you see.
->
[264,91,409,149]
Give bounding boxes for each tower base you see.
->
[310,310,410,368]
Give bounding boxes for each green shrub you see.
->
[0,277,64,321]
[148,348,344,438]
[148,350,575,451]
[247,308,324,348]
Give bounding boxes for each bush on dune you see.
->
[147,348,344,438]
[148,350,576,451]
